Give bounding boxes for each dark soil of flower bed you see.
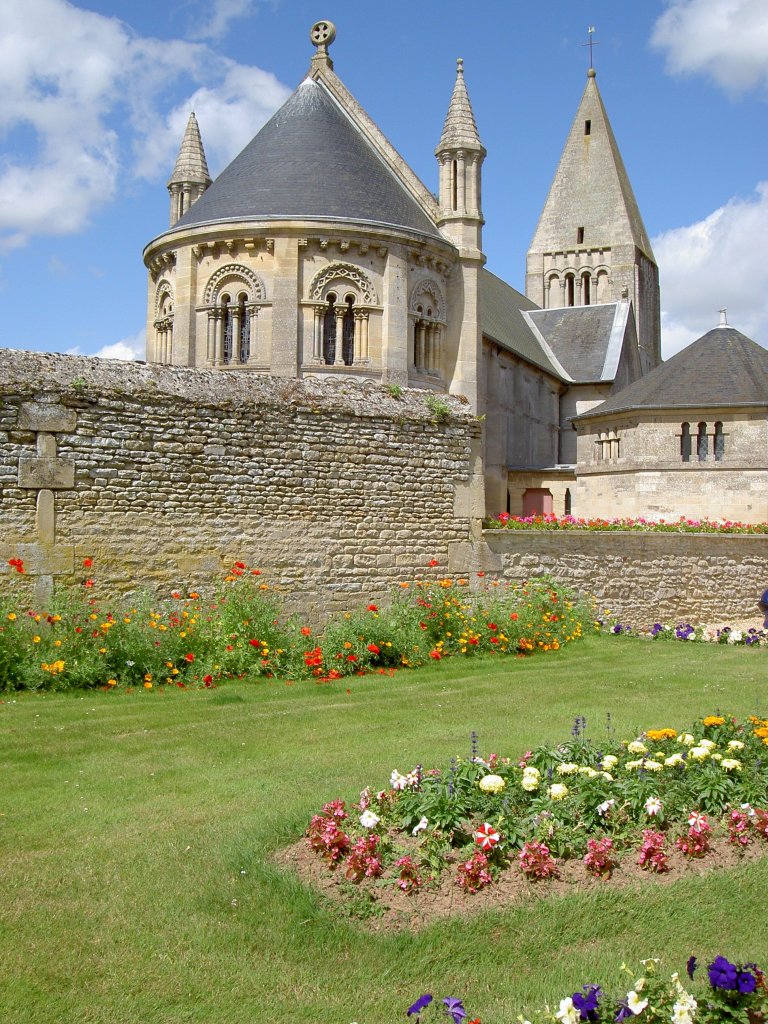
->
[277,836,768,932]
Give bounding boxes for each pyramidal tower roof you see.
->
[530,69,655,262]
[172,25,442,239]
[437,58,484,152]
[167,112,211,188]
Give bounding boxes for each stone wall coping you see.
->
[0,348,475,426]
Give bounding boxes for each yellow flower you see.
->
[144,673,152,682]
[703,715,725,727]
[99,648,107,654]
[7,613,16,621]
[32,635,41,644]
[107,679,117,687]
[144,681,153,689]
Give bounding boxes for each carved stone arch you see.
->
[308,262,378,305]
[203,263,266,305]
[155,279,174,317]
[409,278,446,322]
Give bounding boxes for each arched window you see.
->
[323,293,337,365]
[581,272,591,306]
[237,292,250,363]
[154,287,174,364]
[566,274,575,307]
[221,294,232,364]
[697,422,708,462]
[714,422,725,461]
[680,422,691,463]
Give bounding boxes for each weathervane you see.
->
[582,26,599,70]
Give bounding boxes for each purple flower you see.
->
[686,956,697,979]
[737,970,757,994]
[708,956,739,990]
[442,997,467,1023]
[615,1003,633,1022]
[407,993,433,1016]
[573,984,602,1021]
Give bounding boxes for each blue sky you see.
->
[0,0,766,360]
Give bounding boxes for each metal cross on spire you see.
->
[582,26,599,70]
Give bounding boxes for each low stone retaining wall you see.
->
[480,530,768,628]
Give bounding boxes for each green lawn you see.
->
[1,635,766,1023]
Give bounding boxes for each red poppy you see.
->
[84,579,94,588]
[300,626,312,636]
[367,603,378,612]
[8,558,24,574]
[184,653,195,663]
[346,654,358,662]
[234,561,246,570]
[487,623,498,631]
[203,674,213,684]
[429,650,442,660]
[82,558,93,568]
[428,559,439,567]
[248,638,259,647]
[367,643,380,655]
[510,612,518,621]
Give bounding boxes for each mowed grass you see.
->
[1,635,767,1024]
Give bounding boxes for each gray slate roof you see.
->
[174,77,442,239]
[480,270,564,378]
[576,326,768,419]
[524,304,625,382]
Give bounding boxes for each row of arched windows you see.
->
[546,270,610,308]
[681,422,725,463]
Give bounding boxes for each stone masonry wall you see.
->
[0,350,483,616]
[481,530,768,628]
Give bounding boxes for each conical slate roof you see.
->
[167,112,211,188]
[437,59,483,152]
[174,77,441,238]
[529,70,655,261]
[576,326,768,419]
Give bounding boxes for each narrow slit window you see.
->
[577,227,584,244]
[584,119,591,136]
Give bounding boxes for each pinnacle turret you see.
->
[437,59,483,153]
[167,112,212,226]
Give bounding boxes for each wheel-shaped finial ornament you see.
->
[310,20,336,49]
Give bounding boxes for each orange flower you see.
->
[703,716,725,727]
[183,652,195,663]
[300,626,312,636]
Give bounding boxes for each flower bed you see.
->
[603,621,768,647]
[297,715,768,925]
[0,559,590,690]
[399,955,767,1024]
[485,513,768,534]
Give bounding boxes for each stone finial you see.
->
[310,19,336,71]
[437,57,483,153]
[167,112,212,189]
[718,308,728,327]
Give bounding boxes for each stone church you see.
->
[143,21,767,524]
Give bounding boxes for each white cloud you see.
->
[653,182,768,355]
[95,330,146,361]
[188,0,257,41]
[652,0,768,94]
[134,62,291,181]
[0,0,290,249]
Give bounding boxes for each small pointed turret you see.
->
[435,59,486,237]
[438,58,482,151]
[167,112,212,227]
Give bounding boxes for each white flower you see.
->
[359,810,380,829]
[687,633,697,640]
[627,740,647,754]
[627,992,648,1015]
[601,754,619,769]
[645,796,663,816]
[625,759,644,771]
[578,766,599,778]
[390,770,407,790]
[688,746,710,761]
[672,995,697,1024]
[548,783,569,801]
[677,733,695,746]
[557,762,579,775]
[479,773,506,793]
[643,760,663,772]
[601,771,614,781]
[698,738,716,750]
[521,767,540,792]
[556,997,579,1024]
[665,753,684,767]
[412,816,429,835]
[597,799,615,816]
[728,630,743,643]
[720,758,742,772]
[727,740,745,750]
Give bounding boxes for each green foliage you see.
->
[383,382,404,399]
[423,393,451,422]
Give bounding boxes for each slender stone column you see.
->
[456,150,466,214]
[353,312,363,362]
[313,306,324,361]
[247,305,259,365]
[425,323,433,374]
[231,308,240,365]
[415,320,425,371]
[361,311,369,360]
[214,311,224,366]
[334,308,345,365]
